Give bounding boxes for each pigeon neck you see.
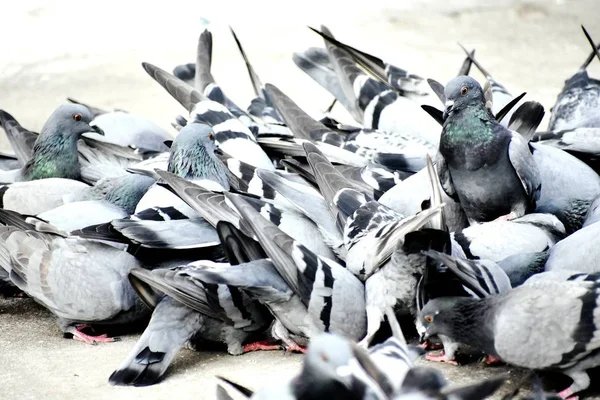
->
[445,297,497,356]
[28,132,80,180]
[443,104,493,144]
[167,144,230,190]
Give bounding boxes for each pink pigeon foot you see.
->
[425,350,459,365]
[418,340,444,350]
[243,341,282,353]
[482,354,504,365]
[66,325,120,345]
[558,387,578,400]
[284,343,307,354]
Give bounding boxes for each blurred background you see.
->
[1,0,600,146]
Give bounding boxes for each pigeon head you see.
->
[443,76,485,119]
[420,296,475,341]
[40,104,104,139]
[299,333,355,391]
[167,122,229,189]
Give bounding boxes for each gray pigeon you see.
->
[0,104,104,183]
[109,258,270,386]
[420,276,600,397]
[217,333,368,400]
[451,213,565,262]
[548,26,600,132]
[0,210,149,343]
[140,62,274,170]
[135,122,229,215]
[437,76,541,224]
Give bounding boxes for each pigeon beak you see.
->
[419,332,428,343]
[90,124,105,136]
[443,100,454,120]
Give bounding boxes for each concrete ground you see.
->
[1,0,600,399]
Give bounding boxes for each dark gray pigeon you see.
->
[0,104,104,183]
[420,276,600,398]
[437,76,541,224]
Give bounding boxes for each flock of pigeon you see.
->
[2,21,600,400]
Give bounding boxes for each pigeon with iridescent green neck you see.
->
[135,122,230,214]
[437,76,541,224]
[0,104,104,183]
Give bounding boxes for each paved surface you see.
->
[1,0,600,399]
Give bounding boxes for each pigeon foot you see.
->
[425,350,459,365]
[284,343,307,354]
[65,325,120,345]
[558,388,579,400]
[418,340,444,350]
[243,341,282,353]
[482,354,504,365]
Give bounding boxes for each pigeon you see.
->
[217,333,369,400]
[531,142,600,233]
[135,122,229,215]
[437,75,541,223]
[451,213,565,262]
[0,210,150,343]
[420,275,600,397]
[109,256,270,386]
[548,26,600,132]
[141,62,274,170]
[418,250,512,363]
[0,104,105,182]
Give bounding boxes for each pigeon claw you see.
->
[482,354,504,365]
[425,350,459,365]
[417,340,444,350]
[558,388,578,400]
[284,343,307,354]
[242,341,282,353]
[66,325,120,345]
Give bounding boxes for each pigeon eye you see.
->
[72,114,82,121]
[321,353,329,362]
[460,86,468,96]
[424,315,433,323]
[208,133,214,140]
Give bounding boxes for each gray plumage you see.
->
[90,111,172,153]
[0,213,149,341]
[451,213,565,262]
[110,262,269,386]
[438,76,541,223]
[544,221,600,273]
[531,142,600,233]
[548,26,600,132]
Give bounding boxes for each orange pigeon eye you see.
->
[73,114,82,121]
[424,315,433,323]
[208,133,214,140]
[460,86,468,96]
